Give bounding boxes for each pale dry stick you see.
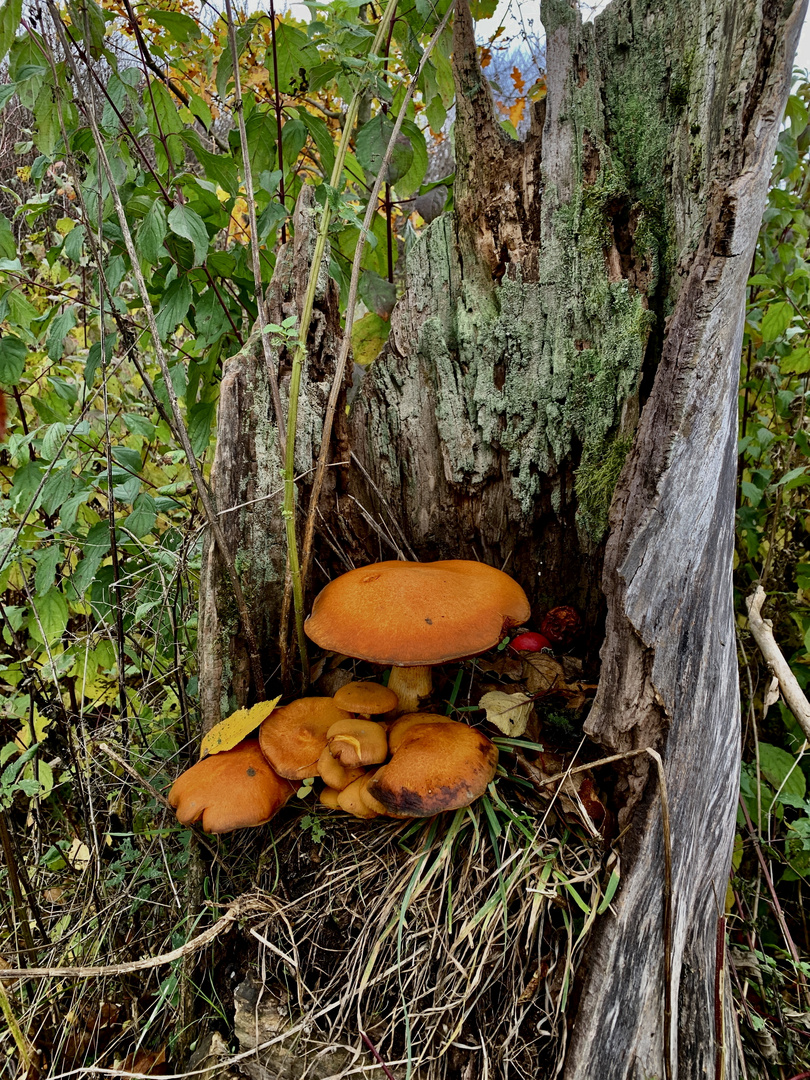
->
[746,585,810,739]
[0,895,266,980]
[223,0,286,455]
[47,0,267,701]
[300,2,456,596]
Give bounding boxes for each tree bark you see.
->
[198,187,349,728]
[198,0,807,1073]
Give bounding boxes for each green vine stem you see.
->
[282,0,400,686]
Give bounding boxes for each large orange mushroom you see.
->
[168,739,296,833]
[363,721,498,818]
[305,560,531,711]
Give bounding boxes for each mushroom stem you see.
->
[387,666,432,713]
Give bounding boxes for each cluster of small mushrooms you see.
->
[169,559,533,833]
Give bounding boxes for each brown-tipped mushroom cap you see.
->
[366,722,497,818]
[333,680,398,716]
[326,718,388,768]
[337,775,380,819]
[304,560,530,666]
[259,698,351,780]
[388,712,457,754]
[168,739,296,833]
[317,745,366,791]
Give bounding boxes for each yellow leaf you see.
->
[510,66,525,95]
[509,99,525,129]
[479,690,533,737]
[200,697,281,759]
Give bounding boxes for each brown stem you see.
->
[268,0,287,243]
[0,811,37,961]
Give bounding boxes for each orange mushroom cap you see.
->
[168,739,296,833]
[304,560,531,666]
[387,712,457,754]
[366,722,497,818]
[259,698,352,780]
[333,680,398,716]
[326,718,388,768]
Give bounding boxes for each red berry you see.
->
[510,632,552,653]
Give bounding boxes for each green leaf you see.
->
[41,422,68,461]
[425,94,447,135]
[216,14,263,100]
[145,9,201,42]
[136,200,168,264]
[188,400,216,456]
[0,213,15,259]
[760,300,794,341]
[272,22,319,95]
[63,224,85,262]
[0,0,22,64]
[33,76,59,155]
[356,115,414,184]
[167,204,209,266]
[47,306,77,361]
[469,0,498,17]
[123,413,156,440]
[780,345,810,375]
[66,0,106,58]
[395,118,428,198]
[40,467,74,517]
[124,493,157,538]
[35,545,62,594]
[759,743,806,803]
[69,522,111,600]
[180,130,240,196]
[351,311,389,365]
[155,276,192,339]
[281,118,307,169]
[359,270,397,319]
[298,108,335,179]
[32,587,69,646]
[245,109,278,177]
[194,288,231,348]
[0,335,26,384]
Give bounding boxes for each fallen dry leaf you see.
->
[476,654,525,680]
[200,697,281,759]
[522,654,566,696]
[479,690,534,737]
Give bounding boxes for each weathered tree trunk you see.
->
[198,0,806,1074]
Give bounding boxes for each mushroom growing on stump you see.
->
[305,560,531,712]
[363,720,498,818]
[168,739,297,833]
[258,697,351,780]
